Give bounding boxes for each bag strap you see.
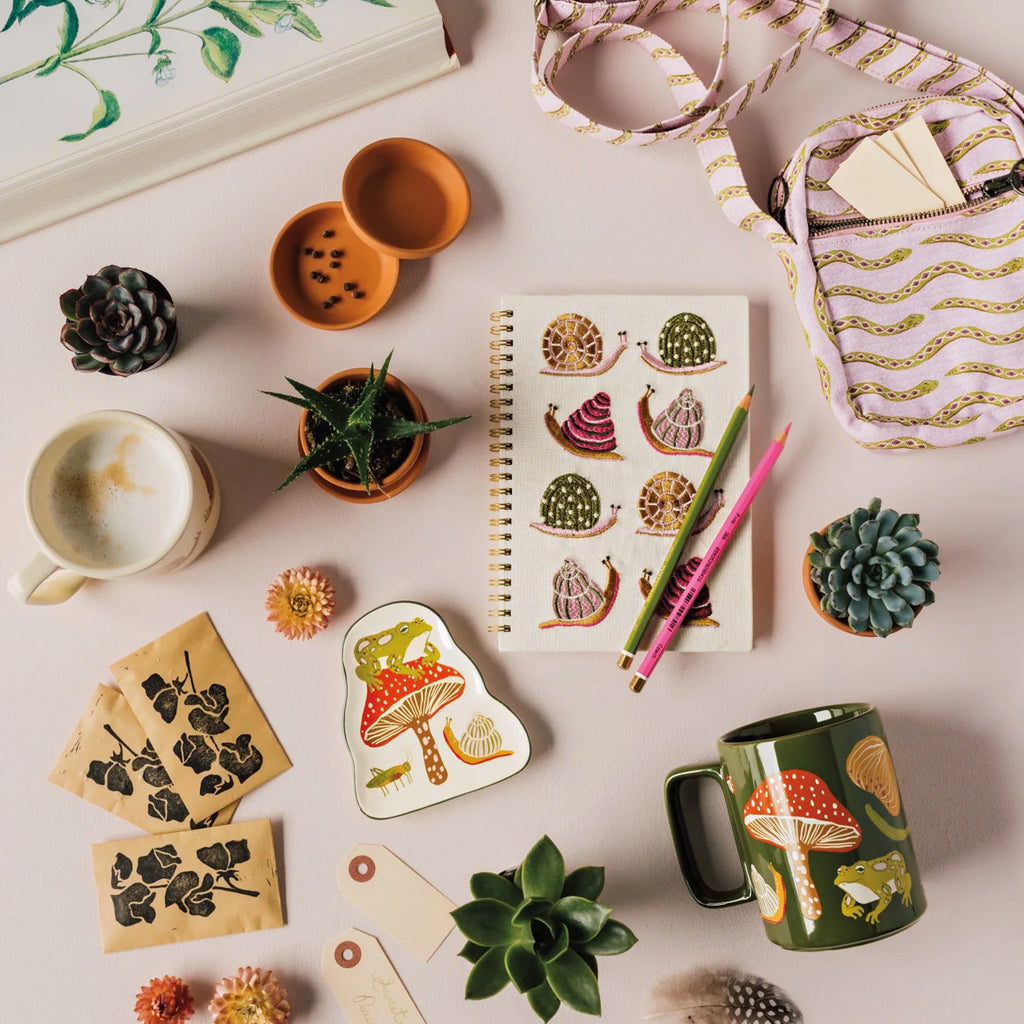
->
[534,1,1024,248]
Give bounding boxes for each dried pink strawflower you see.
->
[209,967,290,1024]
[134,975,194,1024]
[266,566,336,640]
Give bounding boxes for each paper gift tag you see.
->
[49,684,238,833]
[111,612,291,820]
[341,601,530,819]
[893,115,965,207]
[92,818,283,952]
[337,844,455,962]
[321,928,427,1024]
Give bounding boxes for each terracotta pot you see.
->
[801,526,920,638]
[297,368,430,503]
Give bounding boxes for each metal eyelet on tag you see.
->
[348,855,376,882]
[334,940,362,968]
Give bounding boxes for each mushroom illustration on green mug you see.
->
[359,659,466,787]
[743,769,861,922]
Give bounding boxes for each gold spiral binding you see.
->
[489,309,514,631]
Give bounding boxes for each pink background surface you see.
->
[1,2,1021,1021]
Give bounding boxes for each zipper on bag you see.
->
[771,158,1024,237]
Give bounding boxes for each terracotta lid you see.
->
[341,138,471,259]
[269,201,398,330]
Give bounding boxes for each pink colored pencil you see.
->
[629,424,791,693]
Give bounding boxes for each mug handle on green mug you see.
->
[665,762,754,908]
[7,552,88,604]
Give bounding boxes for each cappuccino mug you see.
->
[665,703,925,951]
[8,410,220,604]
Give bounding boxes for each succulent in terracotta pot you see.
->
[59,265,177,375]
[452,835,637,1020]
[804,497,940,637]
[263,350,469,502]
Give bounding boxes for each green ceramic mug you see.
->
[665,703,925,951]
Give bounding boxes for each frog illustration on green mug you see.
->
[354,617,440,686]
[834,850,913,924]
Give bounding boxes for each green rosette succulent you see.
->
[452,835,637,1020]
[808,497,940,637]
[59,265,177,376]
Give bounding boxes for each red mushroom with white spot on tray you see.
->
[743,769,862,922]
[360,658,465,786]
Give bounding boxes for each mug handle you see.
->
[664,762,754,908]
[7,552,88,604]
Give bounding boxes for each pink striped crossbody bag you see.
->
[534,0,1024,450]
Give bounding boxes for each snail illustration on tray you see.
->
[342,602,530,819]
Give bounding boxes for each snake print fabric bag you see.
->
[534,0,1024,450]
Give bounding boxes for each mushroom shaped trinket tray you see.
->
[342,602,530,819]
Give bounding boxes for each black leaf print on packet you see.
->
[111,882,157,926]
[219,734,263,782]
[199,773,234,796]
[197,839,250,872]
[165,871,216,917]
[137,844,182,883]
[141,672,184,724]
[87,758,133,796]
[189,812,222,830]
[111,852,133,889]
[184,682,230,736]
[148,788,189,823]
[131,740,173,788]
[174,733,217,774]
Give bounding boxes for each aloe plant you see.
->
[263,350,469,494]
[452,836,637,1020]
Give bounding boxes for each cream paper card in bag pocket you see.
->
[111,612,291,820]
[828,137,946,218]
[49,684,238,832]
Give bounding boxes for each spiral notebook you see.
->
[489,295,752,653]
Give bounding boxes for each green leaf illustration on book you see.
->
[0,0,396,141]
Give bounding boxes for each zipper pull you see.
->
[981,158,1024,198]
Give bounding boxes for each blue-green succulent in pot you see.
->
[807,497,940,637]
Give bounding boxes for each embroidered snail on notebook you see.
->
[540,313,628,375]
[530,473,620,538]
[544,391,623,459]
[638,386,715,457]
[539,556,619,628]
[636,473,726,536]
[638,312,726,374]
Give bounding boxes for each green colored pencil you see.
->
[617,385,754,670]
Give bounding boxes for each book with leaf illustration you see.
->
[488,294,752,653]
[0,0,456,242]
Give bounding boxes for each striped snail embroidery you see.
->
[539,557,619,629]
[544,391,623,459]
[638,312,727,374]
[540,313,628,375]
[531,473,620,538]
[636,472,724,536]
[638,555,719,627]
[443,713,515,765]
[637,386,715,457]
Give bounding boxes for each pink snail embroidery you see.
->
[540,314,628,376]
[545,391,623,459]
[539,557,619,628]
[743,769,861,922]
[637,386,715,457]
[638,556,719,626]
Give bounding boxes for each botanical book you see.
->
[489,295,751,653]
[0,0,457,242]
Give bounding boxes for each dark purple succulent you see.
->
[59,264,177,376]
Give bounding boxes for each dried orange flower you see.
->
[134,975,194,1024]
[266,566,336,640]
[209,967,290,1024]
